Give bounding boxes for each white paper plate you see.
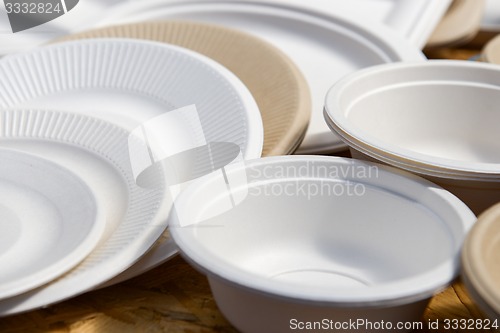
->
[100,0,425,154]
[0,0,130,55]
[0,38,262,158]
[0,109,170,315]
[0,39,262,290]
[0,148,105,300]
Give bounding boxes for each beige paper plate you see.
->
[53,21,311,157]
[462,202,500,320]
[481,34,500,64]
[426,0,485,48]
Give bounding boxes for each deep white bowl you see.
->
[170,156,475,333]
[324,60,500,213]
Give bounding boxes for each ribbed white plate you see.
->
[0,109,170,315]
[0,148,105,300]
[0,38,262,158]
[100,0,424,154]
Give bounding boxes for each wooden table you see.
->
[0,254,492,333]
[0,45,496,333]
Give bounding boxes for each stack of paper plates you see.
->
[0,37,264,315]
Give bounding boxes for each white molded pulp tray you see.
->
[100,0,425,154]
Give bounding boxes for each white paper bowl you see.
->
[324,60,500,214]
[170,156,475,333]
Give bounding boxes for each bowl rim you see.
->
[324,60,500,177]
[325,124,500,182]
[170,155,475,307]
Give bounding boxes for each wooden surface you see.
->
[0,43,497,333]
[0,255,491,333]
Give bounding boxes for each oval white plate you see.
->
[0,109,170,315]
[100,0,424,154]
[0,148,104,300]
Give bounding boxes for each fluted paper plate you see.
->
[0,38,263,159]
[53,21,311,157]
[0,148,105,300]
[0,109,170,315]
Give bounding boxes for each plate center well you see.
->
[0,179,62,280]
[0,203,22,255]
[17,88,177,130]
